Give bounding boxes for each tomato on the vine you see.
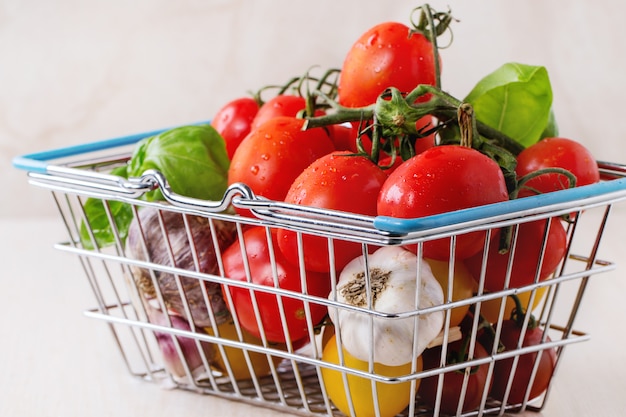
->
[251,94,310,130]
[277,151,388,273]
[490,316,557,404]
[515,137,600,198]
[377,145,509,261]
[228,116,335,209]
[221,226,331,343]
[327,121,368,153]
[338,21,439,108]
[412,115,437,154]
[418,339,491,414]
[211,97,259,159]
[321,334,419,417]
[464,219,567,292]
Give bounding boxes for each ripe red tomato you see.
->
[277,151,388,273]
[418,339,492,414]
[491,319,556,404]
[515,137,600,198]
[412,115,437,154]
[327,122,364,152]
[464,219,567,292]
[251,95,307,131]
[221,226,331,343]
[228,116,335,208]
[338,21,439,108]
[377,145,509,260]
[211,97,259,159]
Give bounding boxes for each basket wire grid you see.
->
[14,132,626,417]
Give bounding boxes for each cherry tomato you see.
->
[221,227,331,343]
[464,219,567,292]
[515,137,600,198]
[426,258,477,328]
[251,95,307,130]
[491,319,556,404]
[338,21,438,108]
[206,320,283,380]
[321,334,420,417]
[211,97,259,159]
[277,151,388,273]
[228,117,335,209]
[377,145,509,261]
[418,339,491,414]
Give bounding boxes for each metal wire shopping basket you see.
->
[13,122,626,417]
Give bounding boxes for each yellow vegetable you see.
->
[321,334,420,417]
[478,285,549,324]
[426,258,477,328]
[206,321,283,381]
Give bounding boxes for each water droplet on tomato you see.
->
[367,33,379,46]
[264,133,272,139]
[261,153,270,161]
[250,165,260,175]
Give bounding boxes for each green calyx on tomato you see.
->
[302,6,557,179]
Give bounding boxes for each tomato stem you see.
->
[457,103,476,148]
[410,4,456,90]
[512,167,578,199]
[509,294,538,330]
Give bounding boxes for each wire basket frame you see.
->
[14,132,626,417]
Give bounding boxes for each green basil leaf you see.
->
[128,124,230,202]
[79,165,133,249]
[465,62,553,148]
[540,107,559,139]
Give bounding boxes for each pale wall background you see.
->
[3,0,625,218]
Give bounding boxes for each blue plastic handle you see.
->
[374,176,626,234]
[12,121,211,174]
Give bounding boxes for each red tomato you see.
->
[377,145,509,260]
[228,117,335,209]
[221,227,331,343]
[515,137,600,198]
[338,21,439,108]
[464,219,567,292]
[277,151,388,273]
[328,122,364,152]
[251,95,307,131]
[491,319,556,404]
[211,97,259,159]
[418,339,492,414]
[378,154,404,175]
[413,115,437,154]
